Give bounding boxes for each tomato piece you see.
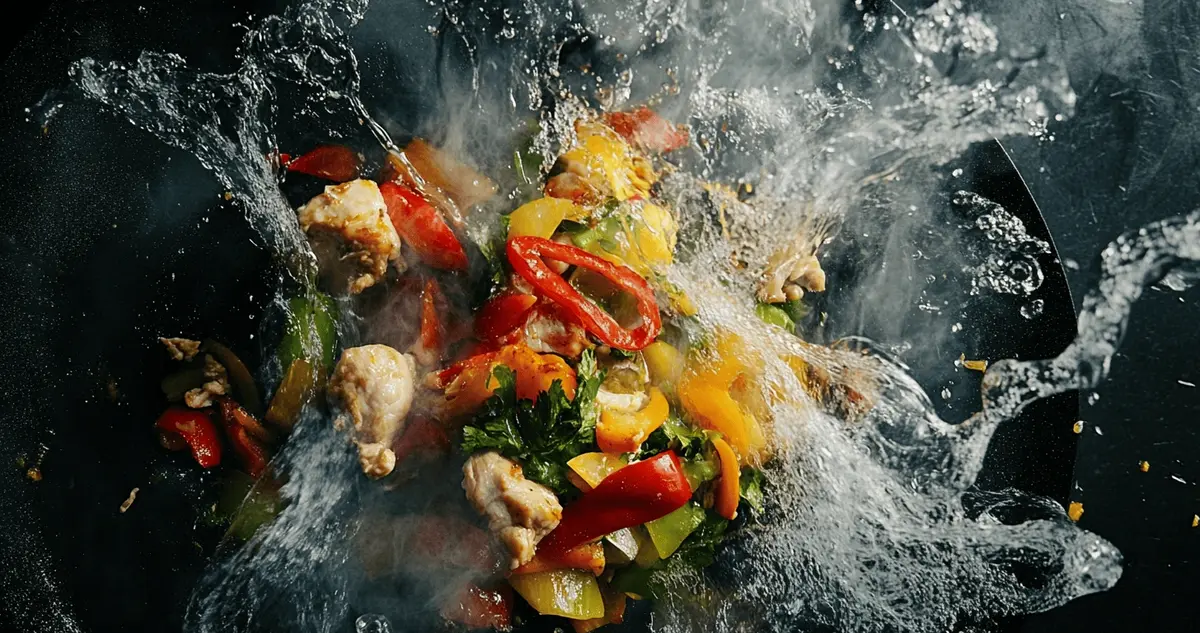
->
[285,145,362,181]
[379,181,469,271]
[475,293,537,343]
[155,407,222,469]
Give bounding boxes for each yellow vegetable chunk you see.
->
[509,569,605,620]
[508,197,582,240]
[567,452,628,489]
[596,388,670,454]
[678,373,750,461]
[643,341,684,387]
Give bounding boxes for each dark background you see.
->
[0,0,1197,632]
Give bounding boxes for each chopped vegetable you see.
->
[513,541,605,576]
[278,292,338,373]
[566,452,627,490]
[602,107,690,153]
[755,302,795,331]
[392,139,498,212]
[379,181,469,271]
[286,145,361,181]
[739,466,766,514]
[155,407,222,469]
[644,502,706,559]
[265,358,318,431]
[596,387,670,453]
[537,451,693,558]
[570,586,628,633]
[459,351,603,496]
[441,343,580,417]
[642,340,684,387]
[475,292,538,344]
[1067,501,1084,522]
[413,276,446,365]
[203,340,263,417]
[215,401,272,478]
[602,528,640,565]
[508,569,605,620]
[440,583,513,631]
[507,236,662,351]
[711,437,740,520]
[508,197,579,240]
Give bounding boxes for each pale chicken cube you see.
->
[462,451,562,569]
[297,179,403,294]
[327,344,416,478]
[159,337,201,362]
[523,302,588,359]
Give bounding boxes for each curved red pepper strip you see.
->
[505,236,661,351]
[155,407,222,469]
[536,451,692,558]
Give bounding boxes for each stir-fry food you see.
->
[151,106,847,630]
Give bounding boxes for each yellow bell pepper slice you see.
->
[566,452,628,490]
[509,569,605,620]
[596,387,670,454]
[643,341,684,387]
[711,437,740,520]
[508,197,585,240]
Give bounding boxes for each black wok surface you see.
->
[1,1,1090,632]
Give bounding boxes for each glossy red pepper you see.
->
[602,107,690,153]
[505,236,661,351]
[379,181,469,271]
[536,451,692,558]
[155,407,222,469]
[440,583,512,630]
[285,145,361,181]
[474,292,538,344]
[215,399,271,478]
[414,276,446,364]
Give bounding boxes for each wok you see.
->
[0,1,1078,631]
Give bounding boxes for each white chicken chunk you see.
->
[327,344,416,478]
[183,354,230,409]
[462,451,563,569]
[298,179,403,294]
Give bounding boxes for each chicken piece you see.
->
[159,337,201,362]
[759,244,827,305]
[463,451,563,569]
[522,301,588,359]
[297,179,403,294]
[184,354,230,409]
[327,344,416,478]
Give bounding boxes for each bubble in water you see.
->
[355,614,392,633]
[1020,298,1045,319]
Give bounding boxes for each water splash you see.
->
[51,0,1200,631]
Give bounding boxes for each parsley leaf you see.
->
[460,350,604,496]
[739,466,765,514]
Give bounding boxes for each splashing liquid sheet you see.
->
[55,0,1200,631]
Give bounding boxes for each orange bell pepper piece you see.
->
[711,437,740,520]
[596,388,669,453]
[438,344,577,417]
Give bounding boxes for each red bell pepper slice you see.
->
[602,107,690,153]
[474,292,538,344]
[536,451,692,558]
[155,407,222,469]
[440,583,512,630]
[214,399,271,478]
[506,236,661,351]
[285,145,362,182]
[379,181,469,271]
[413,276,446,364]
